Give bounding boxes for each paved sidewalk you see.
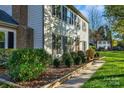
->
[58,60,105,88]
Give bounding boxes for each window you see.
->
[82,21,86,31]
[8,32,14,48]
[77,17,80,30]
[99,41,101,44]
[52,5,61,19]
[70,12,74,25]
[71,13,74,25]
[0,32,5,48]
[83,41,86,51]
[62,6,67,22]
[0,30,15,49]
[74,14,76,25]
[63,36,74,52]
[103,41,106,44]
[52,33,61,54]
[67,10,71,24]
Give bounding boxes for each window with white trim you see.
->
[0,32,5,48]
[0,30,16,49]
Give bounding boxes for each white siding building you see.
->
[0,5,89,55]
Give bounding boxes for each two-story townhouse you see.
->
[0,5,89,56]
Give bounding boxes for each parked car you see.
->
[112,46,124,51]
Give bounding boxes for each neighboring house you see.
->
[0,5,89,56]
[96,25,112,50]
[97,41,111,50]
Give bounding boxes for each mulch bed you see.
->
[0,67,6,74]
[17,65,81,88]
[0,64,85,88]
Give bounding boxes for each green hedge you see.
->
[8,49,52,81]
[77,51,86,63]
[53,58,60,68]
[0,49,14,68]
[62,52,74,67]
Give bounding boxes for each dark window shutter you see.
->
[8,32,14,48]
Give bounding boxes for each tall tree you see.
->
[104,5,124,34]
[87,6,104,31]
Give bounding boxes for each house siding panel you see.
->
[28,5,44,48]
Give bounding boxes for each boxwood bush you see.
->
[53,58,60,68]
[8,49,52,81]
[62,52,74,67]
[70,52,77,61]
[74,56,82,65]
[0,49,14,68]
[77,51,86,63]
[94,52,100,58]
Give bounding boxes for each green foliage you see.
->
[117,40,124,48]
[105,6,124,34]
[94,52,100,58]
[86,48,96,60]
[70,52,78,61]
[74,56,81,65]
[8,49,52,81]
[77,51,86,63]
[53,58,60,68]
[90,45,96,50]
[82,51,124,88]
[63,52,74,67]
[0,49,14,68]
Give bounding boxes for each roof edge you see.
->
[66,5,89,23]
[0,20,18,29]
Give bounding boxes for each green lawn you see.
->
[82,51,124,88]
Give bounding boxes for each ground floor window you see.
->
[0,30,16,49]
[52,33,61,54]
[0,32,5,48]
[83,41,86,51]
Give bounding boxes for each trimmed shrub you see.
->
[86,48,95,61]
[77,51,86,63]
[94,52,100,58]
[53,58,60,68]
[70,52,78,61]
[8,49,52,81]
[63,52,74,67]
[0,49,14,68]
[74,56,81,65]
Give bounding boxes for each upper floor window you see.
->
[82,21,86,31]
[62,6,67,22]
[70,12,74,25]
[99,41,101,44]
[67,10,71,24]
[52,5,61,19]
[76,17,80,30]
[74,14,77,25]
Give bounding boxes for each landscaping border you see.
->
[42,61,94,88]
[0,59,104,88]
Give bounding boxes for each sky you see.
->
[75,5,105,20]
[0,5,12,15]
[0,5,105,18]
[0,5,105,25]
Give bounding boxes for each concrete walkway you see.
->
[58,60,105,88]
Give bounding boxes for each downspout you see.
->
[42,5,44,49]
